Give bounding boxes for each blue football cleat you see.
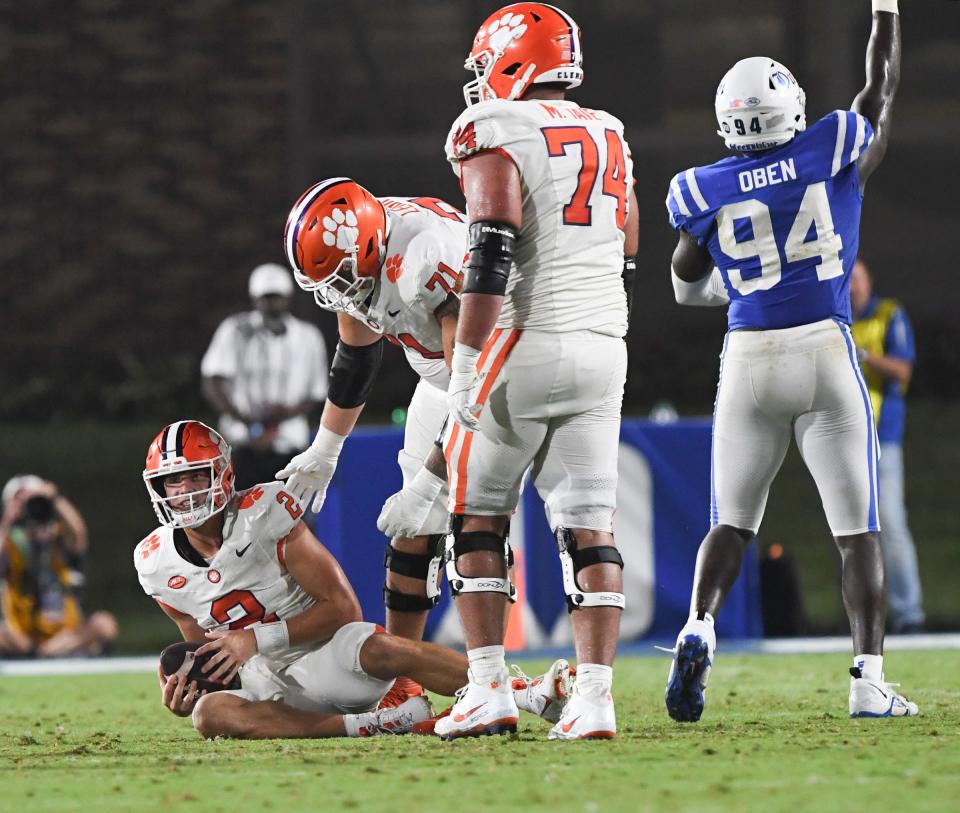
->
[665,633,713,722]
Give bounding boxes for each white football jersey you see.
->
[445,98,633,337]
[134,481,314,666]
[363,197,468,391]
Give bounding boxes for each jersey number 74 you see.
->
[542,126,629,229]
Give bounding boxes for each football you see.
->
[158,641,242,693]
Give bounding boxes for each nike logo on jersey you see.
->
[236,543,253,557]
[453,703,486,723]
[387,309,401,318]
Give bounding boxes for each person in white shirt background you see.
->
[201,263,329,491]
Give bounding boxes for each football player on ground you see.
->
[275,180,468,706]
[663,0,916,720]
[406,3,638,740]
[136,420,570,739]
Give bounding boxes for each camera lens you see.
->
[23,495,54,524]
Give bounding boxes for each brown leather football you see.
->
[159,641,242,693]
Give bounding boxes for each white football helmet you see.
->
[715,57,806,152]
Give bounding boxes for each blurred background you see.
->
[1,0,957,652]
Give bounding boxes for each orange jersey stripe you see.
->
[452,329,523,512]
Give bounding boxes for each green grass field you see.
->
[1,651,956,813]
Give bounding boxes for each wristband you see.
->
[872,0,898,14]
[309,423,347,460]
[253,620,290,655]
[451,342,481,376]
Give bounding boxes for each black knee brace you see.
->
[444,515,516,602]
[382,536,444,612]
[555,527,626,612]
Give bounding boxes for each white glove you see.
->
[377,466,448,539]
[447,342,483,432]
[275,425,346,513]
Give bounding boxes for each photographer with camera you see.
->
[0,475,117,657]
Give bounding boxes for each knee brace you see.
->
[444,516,517,602]
[382,536,444,612]
[556,527,625,612]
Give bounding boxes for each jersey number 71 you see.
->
[542,126,629,229]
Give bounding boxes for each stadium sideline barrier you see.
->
[310,419,762,649]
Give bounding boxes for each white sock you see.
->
[680,612,716,646]
[853,654,883,682]
[575,663,613,699]
[342,711,377,737]
[468,645,506,685]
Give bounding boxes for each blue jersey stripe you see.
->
[837,320,880,531]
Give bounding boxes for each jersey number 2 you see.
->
[210,590,279,630]
[542,127,628,229]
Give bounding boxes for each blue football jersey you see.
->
[666,110,874,330]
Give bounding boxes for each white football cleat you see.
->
[663,619,716,723]
[547,685,616,740]
[434,670,518,740]
[511,659,575,724]
[848,669,919,718]
[358,695,434,736]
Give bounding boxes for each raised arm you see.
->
[852,1,902,188]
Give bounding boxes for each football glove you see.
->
[447,342,483,433]
[275,425,346,513]
[377,466,448,539]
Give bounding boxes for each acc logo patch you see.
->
[167,575,186,589]
[207,570,221,584]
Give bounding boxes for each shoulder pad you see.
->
[233,481,302,548]
[134,528,168,577]
[445,100,527,164]
[798,110,874,181]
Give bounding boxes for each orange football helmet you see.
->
[463,3,583,106]
[143,420,235,529]
[284,177,387,328]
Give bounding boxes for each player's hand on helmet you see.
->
[195,630,257,686]
[158,664,204,717]
[448,343,484,433]
[377,467,448,539]
[275,426,347,513]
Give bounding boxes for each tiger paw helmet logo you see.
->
[485,11,527,52]
[385,253,404,283]
[321,207,359,251]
